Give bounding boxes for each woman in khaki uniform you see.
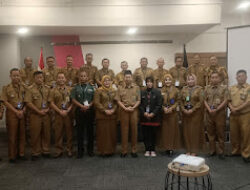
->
[181,74,204,156]
[94,75,117,157]
[160,74,180,156]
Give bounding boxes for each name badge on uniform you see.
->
[17,102,23,110]
[170,98,175,105]
[61,103,67,110]
[143,80,146,87]
[186,96,190,102]
[66,96,70,103]
[84,100,89,106]
[52,81,56,88]
[240,93,246,100]
[25,80,29,85]
[175,80,180,87]
[146,105,150,113]
[108,102,113,109]
[42,102,47,109]
[215,98,221,105]
[158,82,163,88]
[68,81,72,86]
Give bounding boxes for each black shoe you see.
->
[120,153,127,158]
[77,152,83,159]
[53,153,63,159]
[42,153,51,158]
[230,153,241,157]
[243,157,250,163]
[0,157,2,161]
[207,152,216,157]
[31,155,40,161]
[131,153,138,158]
[17,156,27,161]
[88,152,95,157]
[218,154,225,160]
[165,150,170,156]
[9,159,16,163]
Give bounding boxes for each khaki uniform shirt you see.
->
[20,67,36,87]
[133,67,154,88]
[204,84,228,109]
[48,86,72,110]
[181,86,203,112]
[161,86,179,110]
[95,68,115,86]
[43,67,60,88]
[115,71,125,87]
[116,83,141,107]
[94,88,117,120]
[1,83,25,109]
[153,68,169,88]
[24,84,50,113]
[187,64,206,87]
[205,65,228,85]
[169,66,187,88]
[79,64,98,85]
[60,67,78,87]
[229,83,250,114]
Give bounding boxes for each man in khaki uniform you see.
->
[205,56,228,86]
[95,58,115,87]
[61,55,78,87]
[20,57,36,88]
[79,53,98,86]
[49,72,73,158]
[115,61,128,87]
[43,56,60,88]
[153,58,169,89]
[187,54,206,87]
[116,70,140,158]
[0,100,4,161]
[25,71,51,161]
[204,72,228,159]
[1,68,26,163]
[133,57,154,90]
[228,70,250,163]
[169,56,187,89]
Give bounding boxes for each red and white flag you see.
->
[38,47,44,70]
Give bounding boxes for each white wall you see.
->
[0,34,21,127]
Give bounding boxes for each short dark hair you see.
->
[102,58,109,63]
[140,57,148,62]
[124,70,132,76]
[46,56,55,60]
[57,72,65,77]
[78,70,89,77]
[175,56,183,62]
[33,71,43,77]
[237,69,247,76]
[86,53,93,58]
[10,68,19,74]
[146,76,154,83]
[210,71,220,77]
[66,55,73,58]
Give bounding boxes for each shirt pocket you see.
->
[32,93,40,100]
[7,90,16,99]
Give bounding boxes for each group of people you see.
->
[0,53,249,164]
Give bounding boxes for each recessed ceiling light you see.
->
[237,1,250,9]
[17,27,29,34]
[127,27,137,35]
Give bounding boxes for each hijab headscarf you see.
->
[163,74,173,87]
[99,75,113,91]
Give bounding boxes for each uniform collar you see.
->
[237,83,247,89]
[211,84,219,89]
[124,83,134,89]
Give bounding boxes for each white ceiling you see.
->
[0,0,249,36]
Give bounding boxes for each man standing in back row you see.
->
[153,58,169,89]
[133,57,154,90]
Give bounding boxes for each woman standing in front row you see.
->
[160,74,181,157]
[94,75,117,157]
[140,76,162,157]
[180,74,205,156]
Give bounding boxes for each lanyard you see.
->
[188,87,195,101]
